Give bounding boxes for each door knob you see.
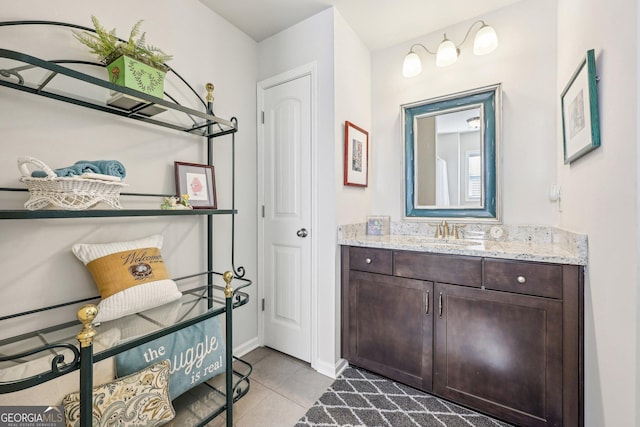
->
[297,228,308,238]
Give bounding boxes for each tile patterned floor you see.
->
[208,347,512,427]
[205,346,334,427]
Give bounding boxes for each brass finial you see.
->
[205,83,215,102]
[76,304,98,348]
[223,270,234,298]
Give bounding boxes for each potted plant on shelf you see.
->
[73,16,172,98]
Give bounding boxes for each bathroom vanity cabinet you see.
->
[345,268,434,392]
[341,245,583,427]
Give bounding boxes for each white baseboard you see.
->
[234,338,348,381]
[233,337,261,358]
[313,357,348,379]
[334,358,348,376]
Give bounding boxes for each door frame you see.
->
[256,62,319,369]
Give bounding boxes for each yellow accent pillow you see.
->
[62,360,175,427]
[87,247,171,299]
[72,235,182,323]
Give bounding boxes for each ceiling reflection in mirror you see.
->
[403,84,500,220]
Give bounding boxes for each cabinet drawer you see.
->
[349,247,393,275]
[394,251,482,287]
[483,259,562,299]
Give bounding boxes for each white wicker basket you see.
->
[18,157,128,211]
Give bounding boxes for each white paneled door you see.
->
[260,73,312,362]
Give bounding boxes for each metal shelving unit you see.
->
[0,20,251,427]
[0,208,237,220]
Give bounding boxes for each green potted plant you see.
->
[74,16,172,98]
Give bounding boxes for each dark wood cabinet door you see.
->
[434,283,563,427]
[348,270,433,391]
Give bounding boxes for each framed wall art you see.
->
[343,121,369,187]
[561,49,600,164]
[174,162,217,209]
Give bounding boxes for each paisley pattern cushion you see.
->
[61,360,175,427]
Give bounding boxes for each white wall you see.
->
[637,4,640,422]
[557,0,638,425]
[371,0,558,225]
[334,10,372,364]
[0,0,257,403]
[335,11,373,224]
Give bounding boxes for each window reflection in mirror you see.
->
[403,84,500,221]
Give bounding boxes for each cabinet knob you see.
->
[365,258,372,264]
[516,275,526,284]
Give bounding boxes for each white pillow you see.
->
[72,234,182,323]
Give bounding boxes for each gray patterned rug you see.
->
[295,367,514,427]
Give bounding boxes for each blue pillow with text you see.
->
[115,316,225,400]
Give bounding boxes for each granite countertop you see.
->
[338,222,588,266]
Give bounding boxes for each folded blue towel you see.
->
[73,162,101,175]
[76,160,126,178]
[31,166,82,178]
[31,160,126,178]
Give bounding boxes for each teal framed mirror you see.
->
[403,84,501,221]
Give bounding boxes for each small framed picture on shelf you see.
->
[174,162,217,209]
[561,49,600,164]
[344,121,369,187]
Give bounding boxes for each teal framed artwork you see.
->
[561,49,600,164]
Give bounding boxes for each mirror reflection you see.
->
[403,84,500,220]
[414,107,482,208]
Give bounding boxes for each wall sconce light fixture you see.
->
[402,20,498,77]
